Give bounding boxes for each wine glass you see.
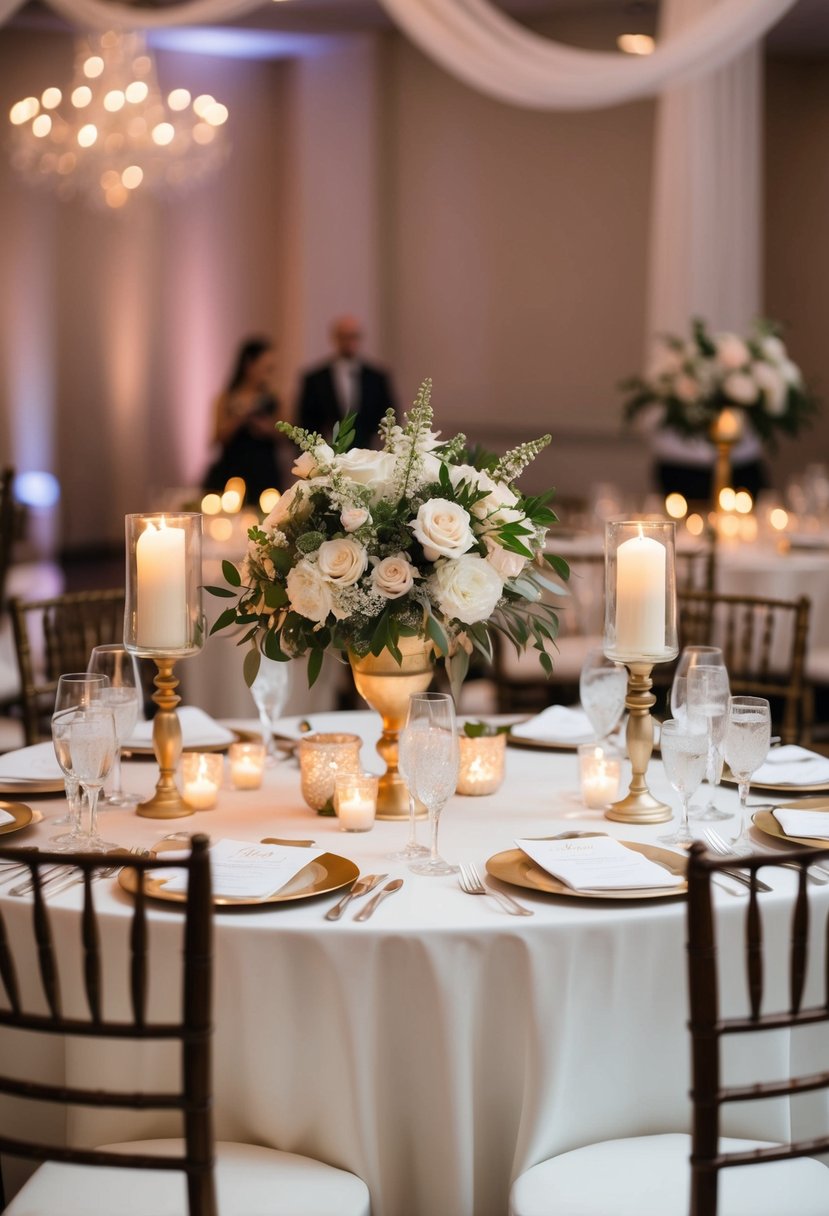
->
[723,696,771,850]
[66,705,118,852]
[686,664,731,822]
[389,724,429,861]
[406,692,460,877]
[670,646,724,721]
[250,659,292,764]
[52,673,109,833]
[87,644,143,807]
[658,718,709,848]
[579,650,627,744]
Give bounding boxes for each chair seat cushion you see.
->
[5,1138,371,1216]
[509,1133,829,1216]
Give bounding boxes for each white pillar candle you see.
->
[136,519,187,649]
[337,794,376,831]
[615,529,666,657]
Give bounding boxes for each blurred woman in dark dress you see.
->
[204,337,286,504]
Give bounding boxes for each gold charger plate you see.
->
[123,727,259,758]
[752,801,829,849]
[723,767,829,795]
[0,801,35,835]
[486,839,687,901]
[0,778,65,795]
[118,849,359,908]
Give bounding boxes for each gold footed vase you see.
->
[349,636,434,820]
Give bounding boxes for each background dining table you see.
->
[0,711,827,1216]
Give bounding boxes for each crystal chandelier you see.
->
[8,30,229,209]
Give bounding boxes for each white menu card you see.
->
[154,839,325,899]
[516,836,683,891]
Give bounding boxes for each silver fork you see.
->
[458,862,533,916]
[704,829,829,886]
[8,848,141,899]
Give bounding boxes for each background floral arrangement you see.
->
[622,317,816,442]
[208,380,567,692]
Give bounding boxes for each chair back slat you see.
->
[746,878,763,1020]
[31,869,61,1019]
[81,872,102,1023]
[791,867,809,1015]
[0,468,16,612]
[0,908,21,1013]
[130,869,148,1027]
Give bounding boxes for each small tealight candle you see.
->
[334,773,379,832]
[456,733,507,796]
[578,744,621,810]
[229,741,266,790]
[182,752,223,810]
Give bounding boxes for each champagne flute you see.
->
[87,644,142,807]
[670,646,724,721]
[579,649,627,745]
[686,664,731,822]
[250,659,292,764]
[67,705,118,852]
[406,692,460,877]
[723,696,771,850]
[658,718,709,848]
[52,673,109,832]
[389,724,429,861]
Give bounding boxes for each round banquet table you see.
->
[1,712,827,1216]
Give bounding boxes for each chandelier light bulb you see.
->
[151,121,175,146]
[71,85,92,108]
[192,94,214,118]
[167,88,191,111]
[121,164,143,189]
[205,102,228,126]
[10,97,39,125]
[104,89,126,112]
[32,114,52,138]
[77,123,98,147]
[83,55,104,78]
[41,87,62,109]
[125,80,148,104]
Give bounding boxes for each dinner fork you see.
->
[8,847,141,898]
[704,828,829,885]
[458,862,533,916]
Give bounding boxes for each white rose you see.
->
[371,553,418,599]
[340,507,371,533]
[317,537,367,585]
[335,448,397,498]
[410,498,474,561]
[484,534,527,580]
[447,463,482,492]
[292,443,334,480]
[752,362,787,416]
[429,555,503,626]
[716,334,750,370]
[780,358,802,386]
[421,452,444,484]
[723,371,759,405]
[470,473,523,527]
[262,482,311,528]
[286,559,332,624]
[762,335,786,364]
[674,374,700,405]
[647,343,683,381]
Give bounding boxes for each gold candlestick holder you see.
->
[605,661,670,825]
[138,657,194,819]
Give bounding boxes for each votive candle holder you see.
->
[298,732,363,815]
[456,733,507,796]
[229,741,266,790]
[181,752,223,811]
[334,772,379,832]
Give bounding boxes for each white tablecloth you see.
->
[1,712,827,1215]
[717,543,829,655]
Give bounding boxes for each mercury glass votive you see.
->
[298,732,362,815]
[181,752,223,810]
[229,741,266,790]
[578,744,621,810]
[456,733,507,796]
[334,772,379,832]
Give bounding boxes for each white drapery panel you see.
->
[375,0,795,111]
[646,0,762,339]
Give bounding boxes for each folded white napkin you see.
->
[516,836,683,892]
[125,706,236,751]
[0,742,63,782]
[0,808,16,826]
[154,838,324,899]
[752,746,829,787]
[773,807,829,840]
[511,705,594,744]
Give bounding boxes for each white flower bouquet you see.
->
[207,380,568,692]
[622,317,816,442]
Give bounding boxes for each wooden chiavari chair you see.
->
[678,590,811,744]
[0,837,370,1216]
[509,841,829,1216]
[0,470,15,614]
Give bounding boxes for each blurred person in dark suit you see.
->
[297,316,396,447]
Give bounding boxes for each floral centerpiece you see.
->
[621,317,816,442]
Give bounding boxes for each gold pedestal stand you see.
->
[605,661,671,825]
[137,657,195,819]
[712,438,734,510]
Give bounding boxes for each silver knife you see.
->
[325,873,387,921]
[353,878,404,922]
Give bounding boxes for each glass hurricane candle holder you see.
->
[124,512,204,658]
[578,744,621,810]
[334,772,379,832]
[181,752,223,811]
[229,741,267,790]
[298,733,362,816]
[456,733,507,796]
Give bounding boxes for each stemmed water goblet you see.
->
[388,723,429,861]
[579,649,627,745]
[686,664,731,822]
[723,695,771,850]
[87,644,143,807]
[658,718,709,848]
[405,692,460,877]
[51,672,109,837]
[250,658,292,764]
[669,646,725,721]
[66,705,118,852]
